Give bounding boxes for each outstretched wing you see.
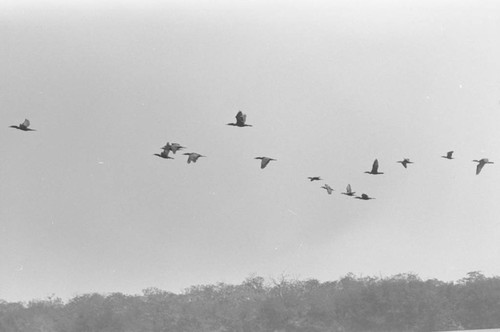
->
[261,158,270,169]
[235,111,246,126]
[323,185,333,194]
[476,162,485,175]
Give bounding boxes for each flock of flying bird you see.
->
[10,112,495,201]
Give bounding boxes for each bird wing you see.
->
[476,162,485,175]
[192,154,201,162]
[22,119,30,127]
[372,159,379,173]
[261,159,269,168]
[235,111,246,125]
[346,184,351,193]
[261,158,271,168]
[447,151,454,158]
[362,194,369,199]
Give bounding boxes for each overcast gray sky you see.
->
[1,0,500,302]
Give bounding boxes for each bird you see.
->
[162,142,186,154]
[441,151,454,159]
[397,158,413,169]
[154,150,173,159]
[355,193,375,200]
[255,157,276,169]
[308,176,322,181]
[321,184,334,195]
[184,152,205,164]
[473,158,494,175]
[341,184,356,196]
[10,119,35,131]
[365,159,384,174]
[227,111,252,127]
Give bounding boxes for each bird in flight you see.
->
[473,158,494,175]
[365,159,384,174]
[397,158,413,169]
[154,149,173,159]
[355,193,375,200]
[321,184,334,195]
[10,119,35,131]
[308,176,322,181]
[341,184,356,196]
[255,157,276,169]
[162,142,186,154]
[441,151,454,159]
[184,152,206,164]
[227,111,252,127]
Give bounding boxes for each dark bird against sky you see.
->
[308,176,322,181]
[227,111,252,127]
[355,193,375,200]
[162,142,186,154]
[441,151,454,159]
[10,119,35,131]
[321,184,334,195]
[341,184,356,196]
[397,158,414,169]
[154,150,173,159]
[255,157,276,169]
[365,159,384,175]
[184,152,206,164]
[473,158,494,175]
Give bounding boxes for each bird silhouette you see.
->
[321,184,334,195]
[10,119,35,131]
[308,176,322,181]
[154,150,173,159]
[227,111,252,127]
[441,151,454,159]
[255,157,276,169]
[365,159,384,174]
[355,193,375,200]
[162,142,186,154]
[184,152,205,164]
[397,158,413,169]
[341,184,356,196]
[473,158,494,175]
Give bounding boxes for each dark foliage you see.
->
[1,272,500,332]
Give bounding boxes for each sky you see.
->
[1,0,500,302]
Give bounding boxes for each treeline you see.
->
[1,271,500,332]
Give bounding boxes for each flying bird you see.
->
[321,184,334,195]
[227,111,252,127]
[355,193,375,200]
[184,152,206,164]
[162,142,186,154]
[255,157,276,169]
[473,158,494,175]
[365,159,384,175]
[154,150,173,159]
[10,119,35,131]
[341,184,356,196]
[441,151,454,159]
[397,158,413,169]
[308,176,322,181]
